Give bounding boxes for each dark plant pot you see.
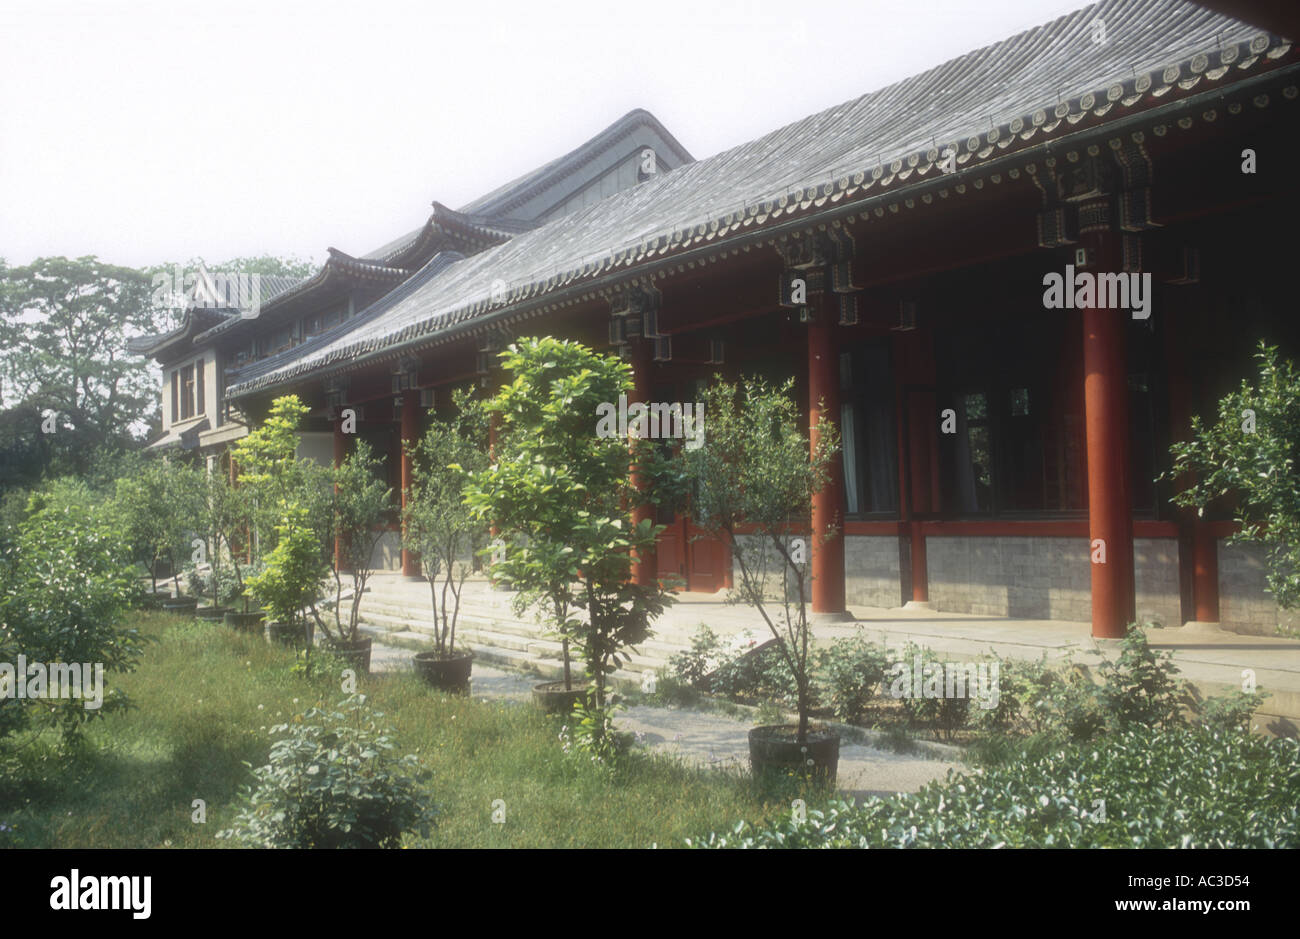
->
[162,597,198,613]
[223,610,266,633]
[195,605,230,621]
[413,650,473,695]
[532,681,591,715]
[748,725,840,786]
[329,637,373,674]
[266,620,308,646]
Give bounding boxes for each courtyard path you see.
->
[369,639,962,798]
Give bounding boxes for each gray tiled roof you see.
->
[227,251,467,386]
[192,253,406,344]
[229,0,1285,398]
[457,108,695,218]
[361,110,693,264]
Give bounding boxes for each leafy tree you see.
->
[246,506,328,635]
[318,439,393,645]
[0,480,146,742]
[114,457,205,594]
[677,376,840,744]
[0,257,159,478]
[463,338,674,753]
[231,395,332,560]
[1169,341,1300,611]
[404,388,489,659]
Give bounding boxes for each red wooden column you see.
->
[399,389,421,579]
[1082,231,1136,638]
[1164,294,1220,624]
[896,328,937,606]
[1192,523,1220,623]
[628,338,657,587]
[808,313,846,615]
[333,417,349,573]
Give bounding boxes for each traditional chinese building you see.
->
[136,0,1300,639]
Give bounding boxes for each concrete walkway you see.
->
[361,577,1300,736]
[368,640,960,797]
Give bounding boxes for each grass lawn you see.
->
[0,612,798,848]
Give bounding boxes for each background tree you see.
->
[114,457,205,595]
[0,256,159,482]
[231,395,332,560]
[677,375,840,744]
[1169,341,1300,613]
[463,338,674,752]
[318,439,393,645]
[404,388,490,661]
[0,479,145,742]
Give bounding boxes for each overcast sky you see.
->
[0,0,1093,270]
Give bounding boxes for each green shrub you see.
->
[889,643,971,741]
[713,642,798,707]
[689,724,1300,848]
[217,694,436,848]
[968,654,1052,736]
[0,483,143,742]
[1197,688,1270,735]
[816,636,889,724]
[666,626,795,706]
[667,625,725,690]
[1095,625,1189,732]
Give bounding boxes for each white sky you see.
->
[0,0,1093,270]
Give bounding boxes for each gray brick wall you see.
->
[844,535,904,608]
[1219,539,1300,636]
[727,530,1190,628]
[927,536,1092,621]
[731,533,811,602]
[1134,537,1181,627]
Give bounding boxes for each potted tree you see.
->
[463,338,674,748]
[404,388,489,694]
[116,458,204,610]
[313,439,392,674]
[247,506,326,648]
[678,375,842,784]
[228,395,331,638]
[194,466,240,620]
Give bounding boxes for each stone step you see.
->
[358,601,545,637]
[360,613,567,657]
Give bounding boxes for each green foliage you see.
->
[2,612,788,848]
[232,395,332,558]
[676,376,840,743]
[666,625,725,689]
[217,694,436,848]
[891,643,972,742]
[321,439,393,644]
[1169,341,1300,610]
[1094,625,1190,732]
[0,256,160,481]
[0,482,144,742]
[463,338,675,751]
[689,724,1300,848]
[558,700,632,769]
[404,388,489,656]
[245,507,327,628]
[114,457,205,592]
[816,636,890,724]
[1197,688,1269,735]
